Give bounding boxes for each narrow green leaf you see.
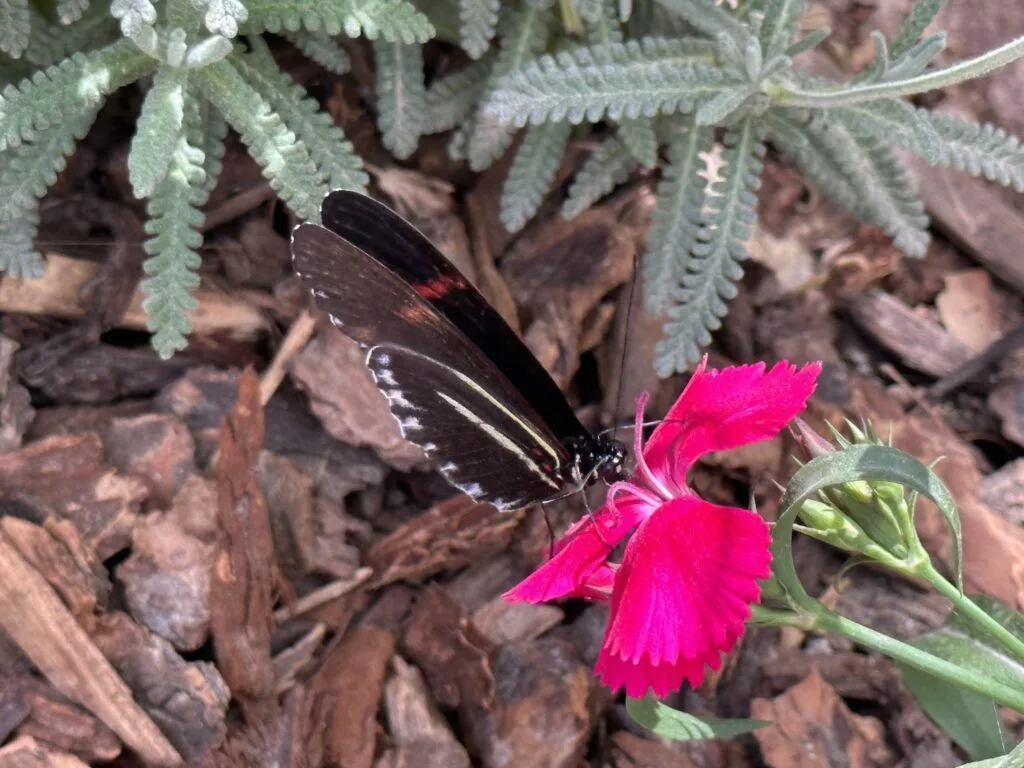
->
[649,0,745,42]
[889,0,948,60]
[759,0,805,61]
[562,135,638,219]
[886,33,945,81]
[786,26,829,58]
[920,108,1024,192]
[243,0,436,44]
[695,85,753,125]
[500,120,572,233]
[423,52,495,134]
[374,40,425,160]
[283,30,352,74]
[626,697,770,740]
[483,37,723,127]
[129,66,189,198]
[831,98,941,164]
[459,0,500,58]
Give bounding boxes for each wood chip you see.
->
[610,731,698,768]
[0,335,33,453]
[935,269,1001,352]
[0,735,90,768]
[102,414,197,510]
[0,531,181,765]
[17,683,121,763]
[471,598,564,645]
[259,451,317,580]
[978,458,1024,526]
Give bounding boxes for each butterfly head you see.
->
[594,436,628,484]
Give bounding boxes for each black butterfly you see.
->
[290,190,626,511]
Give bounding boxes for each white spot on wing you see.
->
[440,462,457,473]
[384,389,419,410]
[377,352,391,366]
[376,368,397,386]
[461,482,483,499]
[312,288,328,299]
[400,416,422,432]
[328,315,344,328]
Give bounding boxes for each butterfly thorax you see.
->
[563,435,628,487]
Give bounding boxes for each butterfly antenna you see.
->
[610,250,641,444]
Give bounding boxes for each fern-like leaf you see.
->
[618,117,658,167]
[243,0,435,44]
[0,108,97,277]
[23,4,118,67]
[655,117,764,375]
[0,0,31,58]
[129,66,189,198]
[563,135,638,219]
[769,110,929,257]
[583,0,622,45]
[55,0,90,23]
[374,40,425,160]
[142,89,210,359]
[759,0,805,60]
[917,109,1024,192]
[643,116,712,316]
[110,0,157,38]
[192,58,323,221]
[459,0,500,58]
[483,37,723,127]
[650,0,745,41]
[232,42,367,191]
[423,52,495,134]
[500,120,572,233]
[831,98,940,164]
[466,4,552,171]
[192,0,248,37]
[283,30,351,74]
[0,39,154,151]
[197,98,227,196]
[890,0,948,60]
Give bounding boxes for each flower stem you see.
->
[766,34,1024,107]
[919,562,1024,664]
[812,608,1024,713]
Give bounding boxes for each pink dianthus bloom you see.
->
[505,357,822,697]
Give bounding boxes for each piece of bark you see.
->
[258,451,317,580]
[27,401,152,441]
[935,270,1001,353]
[978,459,1024,525]
[365,495,524,589]
[402,585,496,711]
[0,518,110,632]
[0,253,267,339]
[0,531,181,766]
[102,414,197,510]
[91,612,229,762]
[464,638,596,768]
[117,510,216,651]
[210,367,279,718]
[989,380,1024,448]
[169,475,220,542]
[0,664,31,743]
[290,326,425,471]
[313,626,396,768]
[272,622,326,694]
[0,335,33,453]
[0,736,90,768]
[0,433,146,560]
[312,496,363,579]
[845,290,974,378]
[471,598,564,646]
[17,684,121,763]
[751,668,894,768]
[445,553,528,614]
[380,656,471,768]
[610,731,698,768]
[197,683,307,768]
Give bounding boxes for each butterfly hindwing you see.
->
[291,222,572,509]
[319,190,590,445]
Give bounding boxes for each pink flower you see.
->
[505,357,822,697]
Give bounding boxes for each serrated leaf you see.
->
[192,58,324,221]
[626,697,770,740]
[831,98,940,164]
[110,0,157,38]
[243,0,435,44]
[129,66,189,198]
[890,0,948,60]
[0,39,155,151]
[562,135,638,219]
[192,0,248,37]
[423,52,495,134]
[655,117,763,375]
[374,40,425,160]
[23,3,118,67]
[283,30,351,74]
[231,42,367,191]
[759,0,805,61]
[483,37,724,127]
[459,0,500,58]
[500,120,572,233]
[772,444,963,610]
[642,117,711,315]
[618,117,657,167]
[583,0,622,45]
[921,108,1024,192]
[695,85,753,125]
[0,0,31,58]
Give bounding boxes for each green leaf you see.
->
[23,3,119,68]
[459,0,500,58]
[772,444,963,611]
[759,0,805,61]
[785,26,829,58]
[582,0,622,45]
[55,0,88,23]
[243,0,435,44]
[129,66,189,198]
[695,84,753,125]
[655,117,764,375]
[423,52,495,134]
[642,116,711,315]
[961,739,1024,768]
[649,0,745,42]
[192,0,248,37]
[0,39,155,151]
[626,697,770,740]
[231,42,367,191]
[192,58,323,221]
[921,109,1024,192]
[374,40,425,160]
[283,30,352,74]
[500,120,572,233]
[142,88,210,358]
[618,117,658,167]
[483,37,723,127]
[0,0,31,58]
[831,98,941,164]
[110,0,157,38]
[889,0,948,60]
[562,134,638,219]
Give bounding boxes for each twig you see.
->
[260,309,319,406]
[929,322,1024,398]
[272,568,373,623]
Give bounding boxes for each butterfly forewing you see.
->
[319,190,590,445]
[291,223,572,510]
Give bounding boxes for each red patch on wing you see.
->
[415,276,467,300]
